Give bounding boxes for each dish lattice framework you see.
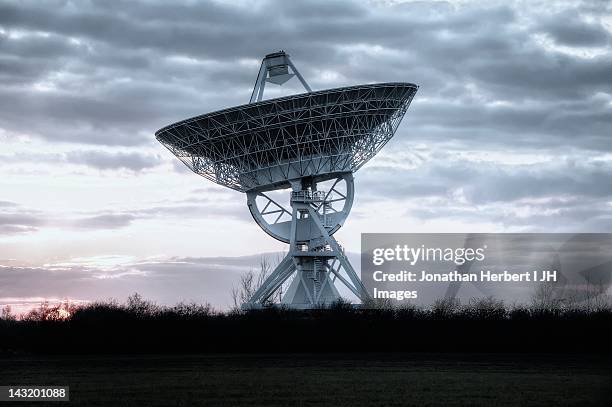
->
[156,83,417,192]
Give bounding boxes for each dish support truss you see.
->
[244,173,369,308]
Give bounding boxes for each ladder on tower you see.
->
[321,197,334,228]
[312,259,325,299]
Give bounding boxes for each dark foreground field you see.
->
[1,353,611,407]
[2,298,611,405]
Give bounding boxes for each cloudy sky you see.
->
[1,0,611,312]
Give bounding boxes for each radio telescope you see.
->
[156,51,417,308]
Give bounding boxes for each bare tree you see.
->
[465,296,506,319]
[361,296,393,310]
[432,297,461,317]
[21,300,77,321]
[1,304,16,321]
[582,279,612,312]
[531,281,561,311]
[126,293,159,316]
[231,255,286,310]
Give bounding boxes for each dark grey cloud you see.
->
[64,150,162,171]
[0,213,44,234]
[358,150,612,232]
[361,157,611,203]
[540,11,611,47]
[72,214,136,229]
[0,190,248,234]
[131,202,249,222]
[408,198,612,233]
[0,201,45,234]
[1,149,164,171]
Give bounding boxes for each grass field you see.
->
[2,353,610,406]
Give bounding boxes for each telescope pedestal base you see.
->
[243,193,369,309]
[281,259,341,306]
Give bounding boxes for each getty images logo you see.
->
[372,244,487,267]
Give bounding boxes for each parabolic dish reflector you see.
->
[156,82,417,192]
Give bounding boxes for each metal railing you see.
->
[291,190,326,202]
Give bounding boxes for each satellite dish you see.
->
[156,51,418,309]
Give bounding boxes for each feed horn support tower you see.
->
[156,51,417,308]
